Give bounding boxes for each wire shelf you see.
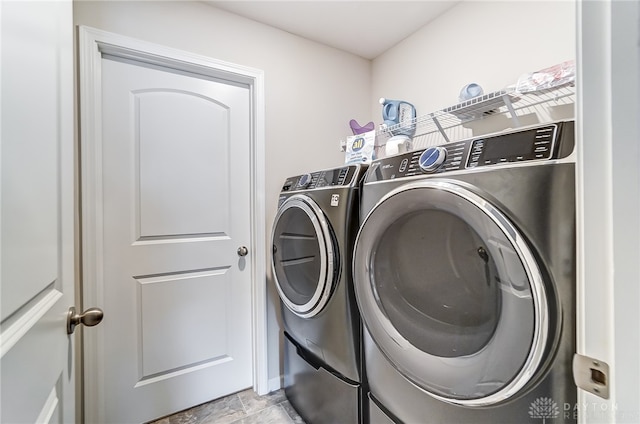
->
[373,83,575,158]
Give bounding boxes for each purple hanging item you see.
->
[349,119,375,135]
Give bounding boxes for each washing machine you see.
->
[271,164,367,424]
[353,121,577,423]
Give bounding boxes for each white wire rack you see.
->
[373,83,576,158]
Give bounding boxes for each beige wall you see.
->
[73,0,371,387]
[371,1,576,129]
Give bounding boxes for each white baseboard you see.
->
[268,376,283,392]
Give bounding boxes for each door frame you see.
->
[77,25,267,422]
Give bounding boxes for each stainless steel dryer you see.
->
[272,164,367,424]
[353,121,576,423]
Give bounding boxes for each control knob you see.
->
[419,146,447,173]
[298,173,312,188]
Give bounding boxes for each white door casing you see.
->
[78,27,267,423]
[1,1,76,423]
[576,0,640,421]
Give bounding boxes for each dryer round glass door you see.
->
[353,180,555,406]
[272,194,337,318]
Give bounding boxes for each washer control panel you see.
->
[281,165,358,192]
[366,122,570,183]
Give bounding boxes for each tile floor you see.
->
[149,388,305,424]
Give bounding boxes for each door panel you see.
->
[98,56,252,423]
[137,269,231,376]
[0,1,75,422]
[0,2,60,321]
[135,90,229,238]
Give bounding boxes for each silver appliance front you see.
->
[272,164,367,424]
[284,333,360,424]
[355,121,576,423]
[354,179,550,406]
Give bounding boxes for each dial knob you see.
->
[298,173,312,188]
[419,147,447,173]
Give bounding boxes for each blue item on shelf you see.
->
[458,83,484,102]
[379,97,416,137]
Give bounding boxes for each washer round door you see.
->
[272,194,337,318]
[353,180,554,406]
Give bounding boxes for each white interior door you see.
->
[1,1,76,423]
[92,51,253,423]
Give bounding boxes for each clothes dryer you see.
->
[271,164,367,424]
[354,121,576,423]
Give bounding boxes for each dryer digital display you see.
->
[467,124,557,167]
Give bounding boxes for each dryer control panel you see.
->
[281,165,361,192]
[366,121,574,183]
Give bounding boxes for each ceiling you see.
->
[206,1,461,59]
